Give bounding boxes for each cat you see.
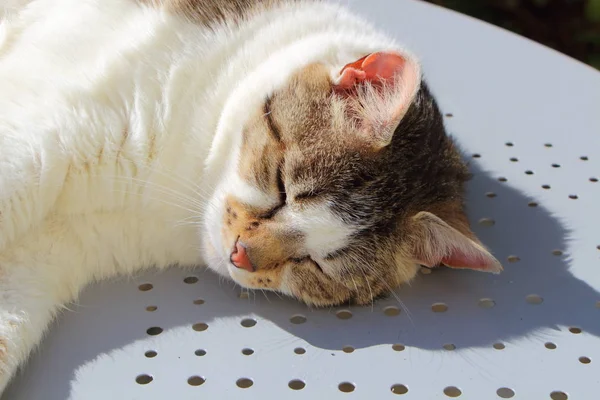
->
[0,0,503,393]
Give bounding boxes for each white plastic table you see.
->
[5,0,600,399]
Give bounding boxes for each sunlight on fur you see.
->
[0,0,501,393]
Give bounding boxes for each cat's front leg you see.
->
[0,227,85,395]
[0,264,68,395]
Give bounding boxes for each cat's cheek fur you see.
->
[282,206,356,260]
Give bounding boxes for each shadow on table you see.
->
[5,161,600,399]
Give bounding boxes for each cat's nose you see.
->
[230,239,255,272]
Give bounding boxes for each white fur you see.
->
[283,204,356,259]
[0,0,417,391]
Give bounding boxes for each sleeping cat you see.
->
[0,0,503,392]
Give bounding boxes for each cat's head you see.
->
[204,51,502,306]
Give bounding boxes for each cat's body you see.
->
[0,0,502,392]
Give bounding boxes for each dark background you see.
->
[424,0,600,70]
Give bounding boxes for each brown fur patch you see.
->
[222,196,300,270]
[139,0,288,26]
[243,267,283,289]
[238,106,284,191]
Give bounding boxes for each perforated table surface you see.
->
[5,0,600,399]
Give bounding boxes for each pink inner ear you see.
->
[411,212,503,274]
[336,52,406,90]
[441,252,491,271]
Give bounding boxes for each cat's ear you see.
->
[333,51,421,149]
[408,211,503,273]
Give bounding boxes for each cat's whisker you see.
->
[126,162,214,200]
[111,189,204,218]
[383,285,415,326]
[260,289,271,303]
[106,175,208,210]
[175,216,204,224]
[356,264,375,311]
[103,176,210,214]
[106,182,205,215]
[93,170,210,204]
[348,274,360,298]
[172,220,202,229]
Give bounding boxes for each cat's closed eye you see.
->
[293,190,322,203]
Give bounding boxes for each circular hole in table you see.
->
[338,382,355,393]
[144,350,157,358]
[550,391,568,400]
[188,376,205,386]
[526,294,544,305]
[288,379,306,390]
[392,344,406,351]
[497,387,515,398]
[138,283,153,292]
[241,318,257,327]
[242,348,254,356]
[192,322,208,332]
[146,327,163,336]
[443,386,462,397]
[432,303,448,313]
[236,378,253,389]
[478,298,495,309]
[336,310,353,320]
[290,315,307,324]
[136,374,153,385]
[391,384,409,395]
[383,306,401,316]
